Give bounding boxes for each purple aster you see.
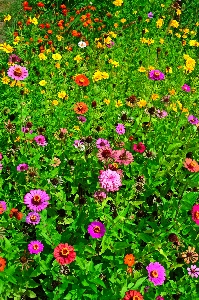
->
[148,12,154,18]
[34,135,47,146]
[96,138,110,149]
[116,123,125,135]
[17,163,29,172]
[188,115,199,125]
[77,116,87,123]
[26,212,40,225]
[7,64,28,81]
[149,70,165,81]
[146,262,166,286]
[28,240,44,254]
[156,296,165,300]
[0,201,7,214]
[187,265,199,278]
[87,221,106,238]
[98,169,122,192]
[8,54,22,63]
[24,189,50,212]
[156,110,168,118]
[182,84,191,92]
[94,191,107,201]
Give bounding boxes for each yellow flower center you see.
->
[151,270,158,278]
[61,248,69,256]
[190,162,196,167]
[30,215,37,221]
[14,67,22,77]
[79,78,85,83]
[154,71,160,77]
[33,195,41,204]
[133,297,140,300]
[94,226,100,233]
[195,211,199,220]
[33,244,39,250]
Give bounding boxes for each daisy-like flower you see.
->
[97,147,113,163]
[182,84,191,92]
[54,243,76,265]
[87,221,106,238]
[123,290,143,300]
[192,204,199,225]
[149,70,165,81]
[187,265,199,278]
[26,212,40,225]
[112,149,134,165]
[0,257,6,272]
[17,163,29,172]
[184,158,199,172]
[74,102,88,114]
[73,140,85,151]
[146,262,166,286]
[188,115,199,125]
[133,142,146,153]
[24,189,50,212]
[75,74,90,87]
[116,123,125,135]
[77,116,87,123]
[28,240,44,254]
[34,135,48,146]
[124,254,135,267]
[0,201,7,214]
[78,41,87,48]
[181,246,198,264]
[96,138,110,149]
[99,169,122,192]
[7,64,28,80]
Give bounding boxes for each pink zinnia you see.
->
[97,147,113,162]
[34,135,47,146]
[87,221,106,238]
[182,84,191,92]
[26,212,41,225]
[28,240,44,254]
[17,163,29,172]
[0,201,7,214]
[7,64,28,81]
[116,123,125,135]
[184,158,199,172]
[149,70,165,81]
[53,243,76,265]
[98,169,122,192]
[192,204,199,225]
[187,265,199,278]
[112,149,134,165]
[146,262,166,286]
[24,189,50,212]
[96,138,110,149]
[133,142,146,153]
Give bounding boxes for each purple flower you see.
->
[87,221,106,238]
[26,212,41,225]
[187,265,199,278]
[17,163,29,172]
[99,169,122,192]
[188,115,199,125]
[0,201,7,214]
[156,110,168,118]
[8,54,22,63]
[34,135,47,146]
[28,240,44,254]
[22,127,33,134]
[7,64,28,81]
[24,189,50,212]
[148,12,154,18]
[106,41,115,48]
[0,153,3,160]
[77,116,87,123]
[182,84,191,92]
[116,123,125,135]
[94,191,107,201]
[96,138,110,149]
[146,262,166,286]
[149,70,165,81]
[156,296,165,300]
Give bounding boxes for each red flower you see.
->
[45,23,50,29]
[54,243,76,265]
[24,6,32,11]
[184,158,199,173]
[60,4,66,9]
[75,74,90,87]
[192,204,199,225]
[132,142,146,153]
[23,1,29,6]
[123,290,143,300]
[39,24,45,29]
[37,2,44,7]
[0,257,6,272]
[9,208,23,220]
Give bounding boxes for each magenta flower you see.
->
[7,64,28,80]
[0,153,3,160]
[28,240,44,254]
[96,138,110,149]
[156,297,164,300]
[22,127,33,134]
[17,163,29,172]
[87,221,106,238]
[112,149,134,165]
[191,204,199,225]
[0,164,3,170]
[116,123,125,135]
[156,110,168,118]
[77,116,87,123]
[149,70,165,81]
[148,12,154,18]
[188,115,199,125]
[34,135,47,146]
[182,84,191,92]
[26,212,41,225]
[24,189,50,212]
[99,169,122,192]
[94,191,107,201]
[146,262,166,286]
[8,54,22,63]
[97,147,113,162]
[187,265,199,278]
[133,142,146,153]
[0,201,7,214]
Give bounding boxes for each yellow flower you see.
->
[58,91,66,99]
[176,9,181,15]
[115,100,123,107]
[169,89,176,96]
[182,107,189,113]
[52,100,59,106]
[0,43,14,53]
[175,33,181,38]
[73,126,80,131]
[138,66,146,72]
[170,103,177,112]
[41,90,45,94]
[190,31,196,35]
[147,38,154,45]
[120,18,126,23]
[46,49,51,54]
[55,63,60,68]
[156,18,164,28]
[182,34,187,39]
[32,17,38,25]
[13,37,20,45]
[144,28,149,33]
[4,14,11,22]
[104,36,112,44]
[145,19,150,23]
[84,96,89,99]
[113,0,123,6]
[108,31,117,38]
[189,40,197,46]
[10,81,16,87]
[23,88,29,94]
[38,53,47,60]
[140,37,148,43]
[151,94,159,100]
[96,42,103,48]
[196,22,199,26]
[137,99,147,108]
[14,136,20,142]
[160,38,164,44]
[148,65,155,70]
[39,80,47,86]
[52,53,62,60]
[133,10,137,14]
[101,72,109,79]
[161,4,165,7]
[166,67,172,73]
[56,35,63,41]
[104,99,110,105]
[74,55,83,62]
[168,30,173,34]
[114,23,118,28]
[1,76,10,84]
[109,59,119,67]
[183,28,189,33]
[170,20,179,28]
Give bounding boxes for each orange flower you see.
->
[9,208,23,220]
[0,257,6,271]
[75,74,90,87]
[124,254,135,267]
[74,102,88,115]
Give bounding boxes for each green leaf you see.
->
[138,233,152,243]
[128,277,147,290]
[26,290,37,298]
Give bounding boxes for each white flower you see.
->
[78,41,87,48]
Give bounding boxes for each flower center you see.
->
[154,71,160,77]
[32,195,41,204]
[30,215,37,221]
[102,149,111,158]
[94,225,100,233]
[119,152,127,160]
[195,211,199,220]
[151,270,158,278]
[61,247,69,256]
[190,162,196,167]
[14,67,22,77]
[33,244,39,250]
[133,297,140,300]
[79,78,85,83]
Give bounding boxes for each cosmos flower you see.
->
[184,158,199,172]
[34,135,47,146]
[116,123,125,135]
[75,74,90,87]
[7,64,28,80]
[24,189,50,212]
[98,169,122,192]
[182,84,191,92]
[26,212,41,225]
[28,240,44,254]
[96,138,110,149]
[146,262,166,286]
[188,115,199,125]
[0,201,6,214]
[87,221,106,238]
[182,246,199,264]
[133,142,146,153]
[78,41,87,48]
[112,149,134,165]
[123,290,143,300]
[17,163,29,172]
[149,70,165,81]
[54,243,76,265]
[187,265,199,278]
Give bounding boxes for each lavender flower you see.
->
[87,221,106,238]
[148,12,154,18]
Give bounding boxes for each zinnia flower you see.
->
[116,123,125,135]
[26,212,41,225]
[192,204,199,225]
[133,142,146,153]
[182,84,191,92]
[75,74,90,86]
[188,115,199,125]
[0,201,6,214]
[7,64,28,80]
[17,163,29,172]
[74,102,88,114]
[156,297,164,300]
[53,243,76,265]
[99,169,122,192]
[156,110,168,118]
[182,246,198,264]
[187,265,199,278]
[146,262,166,286]
[9,208,23,220]
[28,240,44,254]
[0,257,6,271]
[34,135,47,146]
[96,138,110,149]
[78,41,87,48]
[124,254,135,267]
[97,147,113,162]
[112,149,134,165]
[149,70,165,81]
[77,116,87,123]
[8,54,22,63]
[184,158,199,172]
[148,12,154,18]
[87,221,106,238]
[123,290,143,300]
[24,189,50,212]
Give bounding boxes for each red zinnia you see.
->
[133,142,146,153]
[37,2,44,7]
[75,74,90,87]
[74,102,88,114]
[53,243,76,265]
[123,290,143,300]
[184,158,199,172]
[0,257,6,272]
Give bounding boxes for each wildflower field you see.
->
[0,0,199,299]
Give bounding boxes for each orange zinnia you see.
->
[124,254,135,267]
[75,74,90,87]
[0,257,6,271]
[74,102,88,115]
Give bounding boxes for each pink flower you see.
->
[133,142,146,153]
[28,240,44,254]
[146,262,166,286]
[187,265,199,278]
[7,64,28,81]
[53,243,76,265]
[182,84,191,92]
[94,191,107,201]
[149,70,165,81]
[112,149,134,165]
[24,189,50,212]
[184,158,199,172]
[98,169,122,192]
[192,204,199,225]
[96,138,110,149]
[116,123,125,135]
[17,163,29,171]
[97,147,113,163]
[87,221,106,238]
[34,135,47,146]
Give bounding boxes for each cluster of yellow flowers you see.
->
[137,99,147,108]
[140,37,154,45]
[4,14,11,22]
[170,20,179,28]
[113,0,123,6]
[170,101,189,115]
[95,32,117,49]
[156,18,164,28]
[183,54,196,73]
[108,59,119,67]
[189,40,199,47]
[93,70,109,82]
